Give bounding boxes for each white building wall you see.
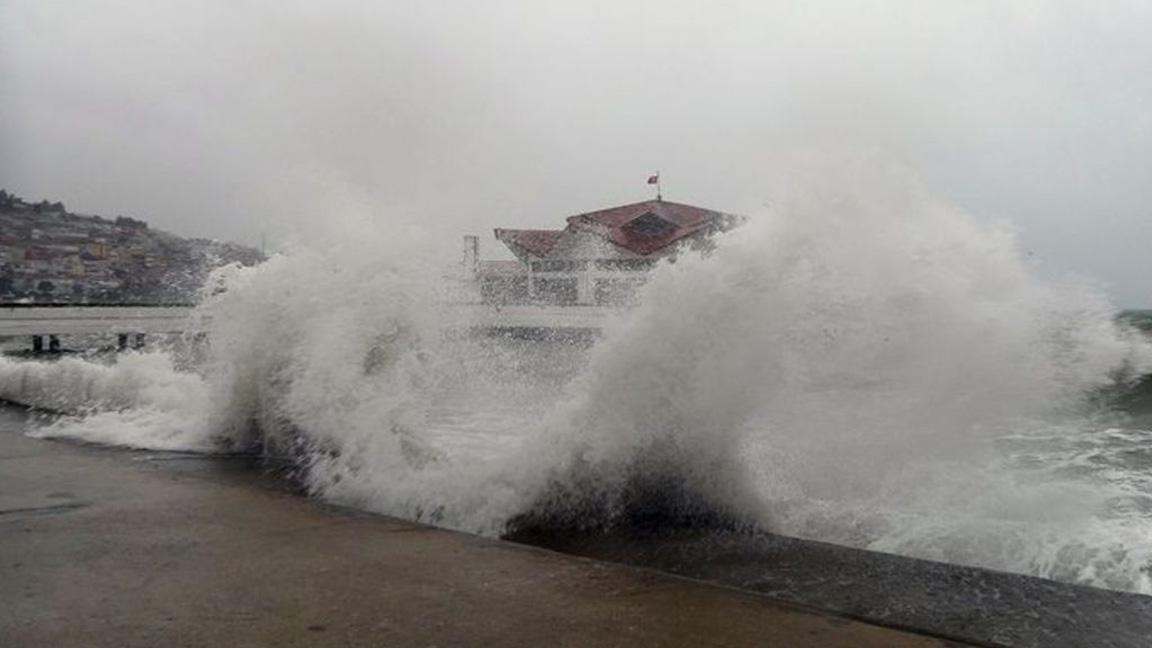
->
[544,230,639,261]
[490,224,710,306]
[527,230,682,305]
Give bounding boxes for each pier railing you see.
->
[0,302,621,351]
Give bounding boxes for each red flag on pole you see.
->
[647,174,659,185]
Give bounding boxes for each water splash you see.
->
[3,157,1151,591]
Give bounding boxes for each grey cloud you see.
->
[1,0,1150,304]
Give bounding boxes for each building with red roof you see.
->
[469,198,740,306]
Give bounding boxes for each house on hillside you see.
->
[465,198,740,306]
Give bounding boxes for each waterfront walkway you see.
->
[0,410,967,647]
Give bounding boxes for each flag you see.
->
[647,174,659,185]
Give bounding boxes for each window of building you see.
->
[480,275,529,304]
[533,277,578,304]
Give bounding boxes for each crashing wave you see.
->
[3,157,1152,591]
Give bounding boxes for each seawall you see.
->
[0,407,963,648]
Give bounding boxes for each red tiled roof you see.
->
[566,199,731,256]
[493,229,564,259]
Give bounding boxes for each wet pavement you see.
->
[0,407,965,648]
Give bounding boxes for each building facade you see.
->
[467,198,739,306]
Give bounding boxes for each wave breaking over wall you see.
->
[3,158,1151,592]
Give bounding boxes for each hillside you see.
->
[0,190,262,304]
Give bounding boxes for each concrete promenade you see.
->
[0,412,968,647]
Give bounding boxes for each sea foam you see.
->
[4,156,1151,591]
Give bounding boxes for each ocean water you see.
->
[3,160,1152,594]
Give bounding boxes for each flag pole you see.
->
[656,170,662,201]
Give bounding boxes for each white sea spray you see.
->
[3,157,1152,591]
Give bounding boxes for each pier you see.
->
[0,304,617,351]
[0,305,194,352]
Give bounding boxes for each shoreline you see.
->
[5,405,1152,646]
[0,406,966,648]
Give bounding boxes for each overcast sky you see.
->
[2,1,1150,305]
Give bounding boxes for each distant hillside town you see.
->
[0,190,262,304]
